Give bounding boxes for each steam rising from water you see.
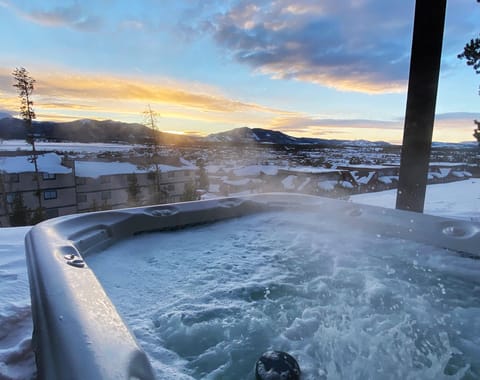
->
[88,212,480,379]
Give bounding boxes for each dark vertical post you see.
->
[396,0,447,212]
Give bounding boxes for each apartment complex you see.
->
[74,160,196,212]
[0,153,76,226]
[0,153,198,226]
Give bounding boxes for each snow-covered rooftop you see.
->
[223,178,254,186]
[0,140,136,153]
[233,165,279,177]
[74,160,195,178]
[0,153,71,174]
[282,166,340,174]
[338,164,398,169]
[351,170,376,185]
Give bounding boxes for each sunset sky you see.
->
[0,0,479,143]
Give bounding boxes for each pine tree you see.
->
[458,1,480,145]
[90,199,99,212]
[9,192,29,226]
[127,173,141,205]
[181,181,197,202]
[143,105,163,202]
[197,158,209,190]
[474,120,480,143]
[12,67,44,221]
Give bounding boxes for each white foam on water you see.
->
[87,212,480,380]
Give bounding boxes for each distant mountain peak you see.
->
[0,117,396,146]
[205,126,391,147]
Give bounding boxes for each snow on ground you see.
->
[0,140,137,153]
[350,178,480,221]
[0,179,479,379]
[0,227,35,380]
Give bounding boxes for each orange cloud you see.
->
[27,70,283,114]
[258,64,406,94]
[0,66,291,129]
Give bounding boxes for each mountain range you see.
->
[0,117,473,148]
[0,118,195,145]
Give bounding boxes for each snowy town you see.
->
[0,139,477,227]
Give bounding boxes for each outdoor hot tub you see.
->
[24,193,480,379]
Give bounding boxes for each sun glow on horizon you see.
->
[1,65,478,144]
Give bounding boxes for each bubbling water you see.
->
[88,211,480,379]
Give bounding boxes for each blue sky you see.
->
[0,0,479,143]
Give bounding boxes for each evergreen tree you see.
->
[9,192,29,226]
[458,1,480,144]
[197,158,209,190]
[143,105,163,201]
[30,206,45,225]
[474,120,480,143]
[12,67,44,221]
[0,174,7,219]
[127,173,141,205]
[181,181,197,202]
[90,199,99,212]
[458,35,480,75]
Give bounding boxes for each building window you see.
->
[9,174,19,183]
[44,190,57,200]
[76,177,86,185]
[168,171,175,178]
[6,192,16,204]
[167,184,175,191]
[42,172,56,180]
[77,193,87,203]
[101,191,111,200]
[101,176,111,184]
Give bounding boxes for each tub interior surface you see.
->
[87,210,480,380]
